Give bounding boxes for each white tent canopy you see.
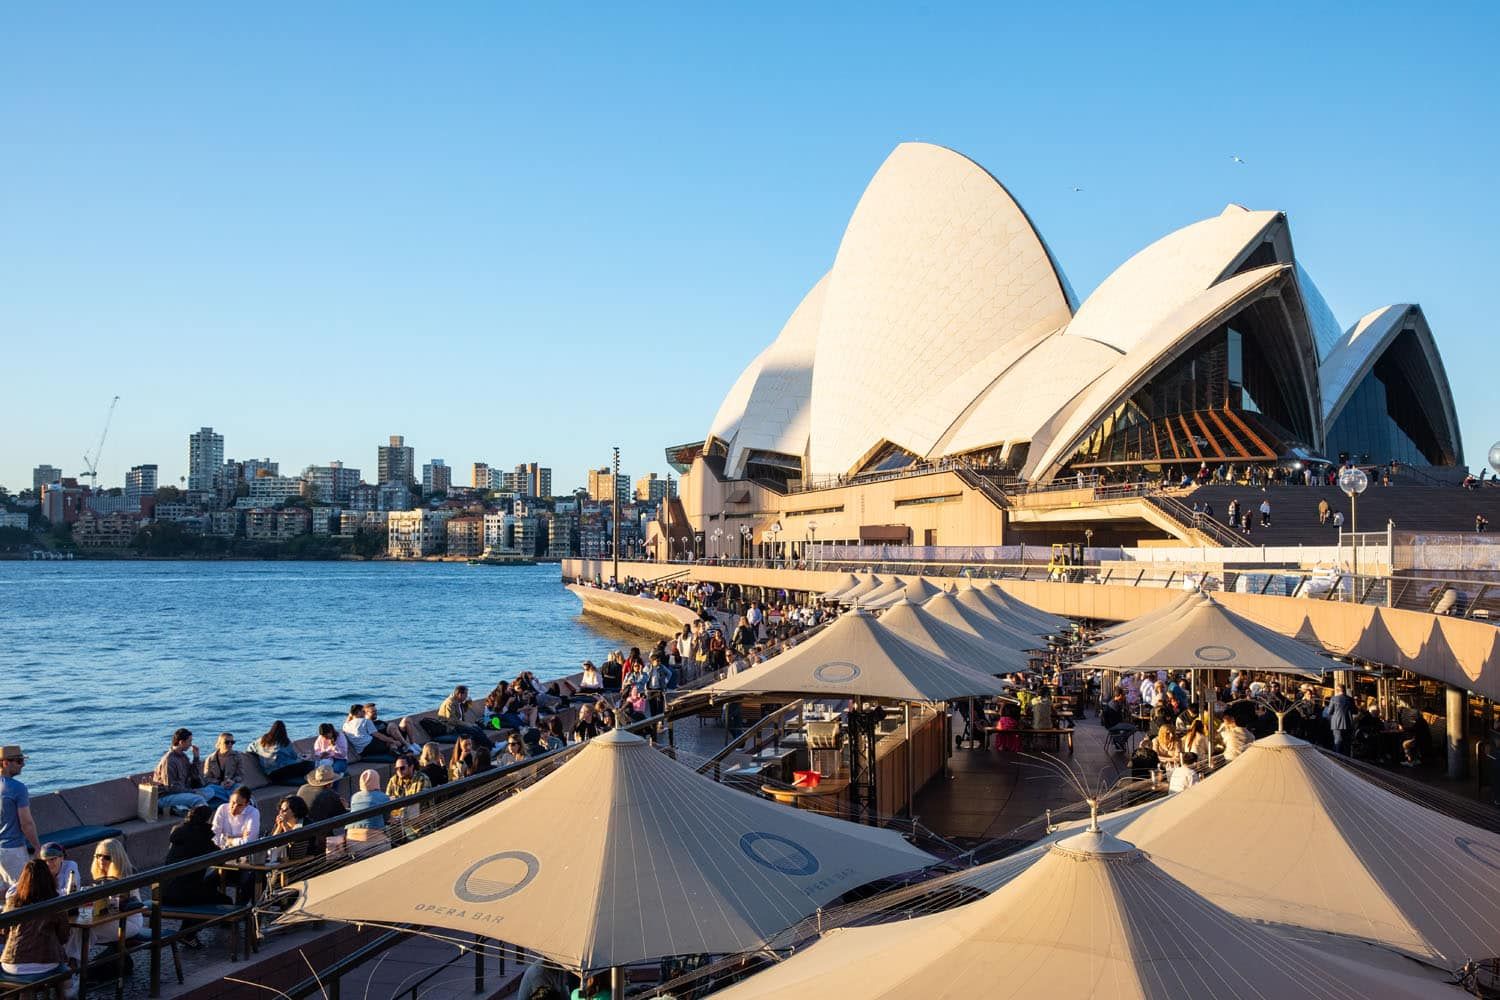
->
[283,730,934,971]
[876,599,1034,676]
[1081,597,1333,676]
[972,582,1071,633]
[853,575,910,607]
[923,591,1044,657]
[1041,733,1500,967]
[836,573,887,605]
[818,573,864,601]
[1097,591,1206,641]
[951,589,1054,647]
[862,576,944,610]
[704,608,1013,702]
[709,827,1443,1000]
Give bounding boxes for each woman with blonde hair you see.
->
[418,742,448,787]
[447,737,472,782]
[91,838,148,943]
[1150,725,1181,766]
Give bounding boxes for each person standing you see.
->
[1325,684,1357,755]
[1259,499,1272,527]
[0,747,40,890]
[1318,499,1330,525]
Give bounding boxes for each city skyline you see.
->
[3,5,1497,492]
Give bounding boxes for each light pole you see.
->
[664,471,673,562]
[611,445,620,584]
[711,525,723,561]
[1339,466,1369,582]
[807,519,818,568]
[739,523,751,561]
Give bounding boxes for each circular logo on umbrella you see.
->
[1193,645,1238,663]
[813,660,861,683]
[453,851,541,903]
[739,832,820,877]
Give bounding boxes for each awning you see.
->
[859,525,911,543]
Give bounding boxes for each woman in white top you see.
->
[211,786,261,848]
[578,661,604,692]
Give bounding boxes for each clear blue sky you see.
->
[4,3,1497,494]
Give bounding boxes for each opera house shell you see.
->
[668,143,1463,551]
[687,144,1458,488]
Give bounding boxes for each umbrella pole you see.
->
[905,702,914,817]
[611,965,623,999]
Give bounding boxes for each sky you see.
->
[3,3,1497,494]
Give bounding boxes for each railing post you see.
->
[474,934,485,993]
[148,887,162,998]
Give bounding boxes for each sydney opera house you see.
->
[662,143,1464,556]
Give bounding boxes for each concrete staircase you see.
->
[1183,483,1500,548]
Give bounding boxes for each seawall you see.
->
[566,583,699,639]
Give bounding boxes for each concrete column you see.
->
[1446,684,1467,780]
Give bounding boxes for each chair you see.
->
[0,966,70,999]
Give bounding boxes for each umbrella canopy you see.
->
[971,582,1071,633]
[704,609,1013,702]
[836,573,887,605]
[876,599,1034,675]
[853,576,910,607]
[1052,733,1500,966]
[709,828,1442,1000]
[951,589,1054,646]
[922,591,1044,658]
[1096,591,1206,641]
[818,573,863,601]
[1080,597,1333,676]
[283,729,934,971]
[862,577,944,610]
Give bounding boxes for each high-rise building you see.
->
[32,465,62,494]
[303,462,361,505]
[422,460,451,495]
[377,435,415,487]
[125,464,158,511]
[512,462,552,498]
[387,509,445,558]
[241,458,278,480]
[634,472,676,503]
[471,463,490,490]
[588,467,632,506]
[187,427,224,493]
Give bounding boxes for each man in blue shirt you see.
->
[1325,684,1357,755]
[0,745,42,890]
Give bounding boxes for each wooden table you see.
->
[761,778,851,817]
[71,899,147,999]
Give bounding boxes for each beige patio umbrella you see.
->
[704,608,1012,703]
[952,589,1054,647]
[709,826,1444,999]
[922,591,1044,658]
[853,575,910,607]
[1040,733,1500,967]
[972,582,1071,633]
[282,729,934,972]
[818,573,863,601]
[861,576,944,610]
[876,599,1034,676]
[1096,590,1206,641]
[1080,597,1333,677]
[835,573,887,605]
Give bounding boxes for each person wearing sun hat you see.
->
[0,745,40,890]
[294,765,347,855]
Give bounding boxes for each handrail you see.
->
[1144,493,1248,548]
[699,699,806,772]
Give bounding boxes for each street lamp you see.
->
[807,519,818,568]
[1339,466,1369,581]
[1489,441,1500,477]
[711,525,724,560]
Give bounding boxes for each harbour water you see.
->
[0,560,640,791]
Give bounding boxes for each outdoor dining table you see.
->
[71,898,148,1000]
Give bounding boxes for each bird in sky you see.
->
[1230,154,1247,164]
[1072,186,1083,192]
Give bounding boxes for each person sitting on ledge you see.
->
[346,770,390,831]
[200,732,244,805]
[572,705,599,743]
[247,721,314,785]
[153,728,209,816]
[496,734,529,768]
[540,717,567,752]
[434,685,490,743]
[312,723,350,776]
[362,703,416,757]
[578,661,604,693]
[462,738,492,776]
[341,705,378,761]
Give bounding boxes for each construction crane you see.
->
[81,395,120,490]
